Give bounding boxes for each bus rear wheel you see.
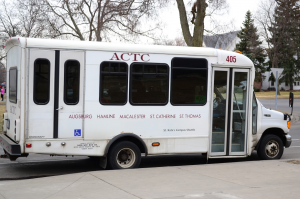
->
[107,141,141,169]
[257,134,284,160]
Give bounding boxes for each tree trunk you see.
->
[96,2,102,42]
[192,0,207,47]
[176,0,193,46]
[176,0,207,47]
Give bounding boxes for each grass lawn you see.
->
[0,93,6,106]
[255,91,300,99]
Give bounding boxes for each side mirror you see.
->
[289,92,294,108]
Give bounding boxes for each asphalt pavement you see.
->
[0,157,300,199]
[1,99,299,180]
[0,98,299,198]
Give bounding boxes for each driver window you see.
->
[252,93,258,135]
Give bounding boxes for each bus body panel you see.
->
[24,139,106,156]
[2,37,290,164]
[84,51,211,154]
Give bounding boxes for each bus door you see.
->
[28,49,55,139]
[28,50,84,139]
[210,67,250,156]
[56,51,85,138]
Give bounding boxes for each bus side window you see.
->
[64,60,80,105]
[130,63,169,105]
[34,59,50,105]
[171,58,208,105]
[100,62,128,105]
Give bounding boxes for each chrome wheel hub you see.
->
[265,140,279,158]
[116,148,136,168]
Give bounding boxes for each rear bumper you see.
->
[0,134,21,156]
[285,134,292,148]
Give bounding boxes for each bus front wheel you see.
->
[107,141,141,169]
[257,134,284,160]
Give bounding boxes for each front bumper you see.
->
[0,134,21,156]
[285,134,292,148]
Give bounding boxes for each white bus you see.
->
[1,37,292,169]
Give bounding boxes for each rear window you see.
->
[9,67,17,103]
[34,59,50,104]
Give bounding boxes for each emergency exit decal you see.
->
[74,129,81,136]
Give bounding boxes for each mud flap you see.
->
[99,156,107,169]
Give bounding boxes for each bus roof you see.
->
[5,37,254,68]
[5,37,218,57]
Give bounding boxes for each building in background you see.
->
[261,71,300,91]
[203,31,240,51]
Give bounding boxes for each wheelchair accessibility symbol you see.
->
[74,129,81,136]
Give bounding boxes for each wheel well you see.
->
[105,134,147,156]
[256,128,286,150]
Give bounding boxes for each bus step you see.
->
[211,143,242,152]
[212,132,225,143]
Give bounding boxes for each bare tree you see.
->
[0,0,18,64]
[176,0,229,47]
[0,1,21,37]
[0,33,6,63]
[17,0,48,38]
[0,62,5,83]
[0,0,46,38]
[154,36,187,46]
[42,0,168,42]
[254,0,277,68]
[0,0,48,64]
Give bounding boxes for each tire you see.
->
[257,134,284,160]
[107,141,141,169]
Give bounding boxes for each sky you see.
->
[158,0,262,41]
[225,0,262,29]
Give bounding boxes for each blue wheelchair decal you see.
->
[74,129,81,136]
